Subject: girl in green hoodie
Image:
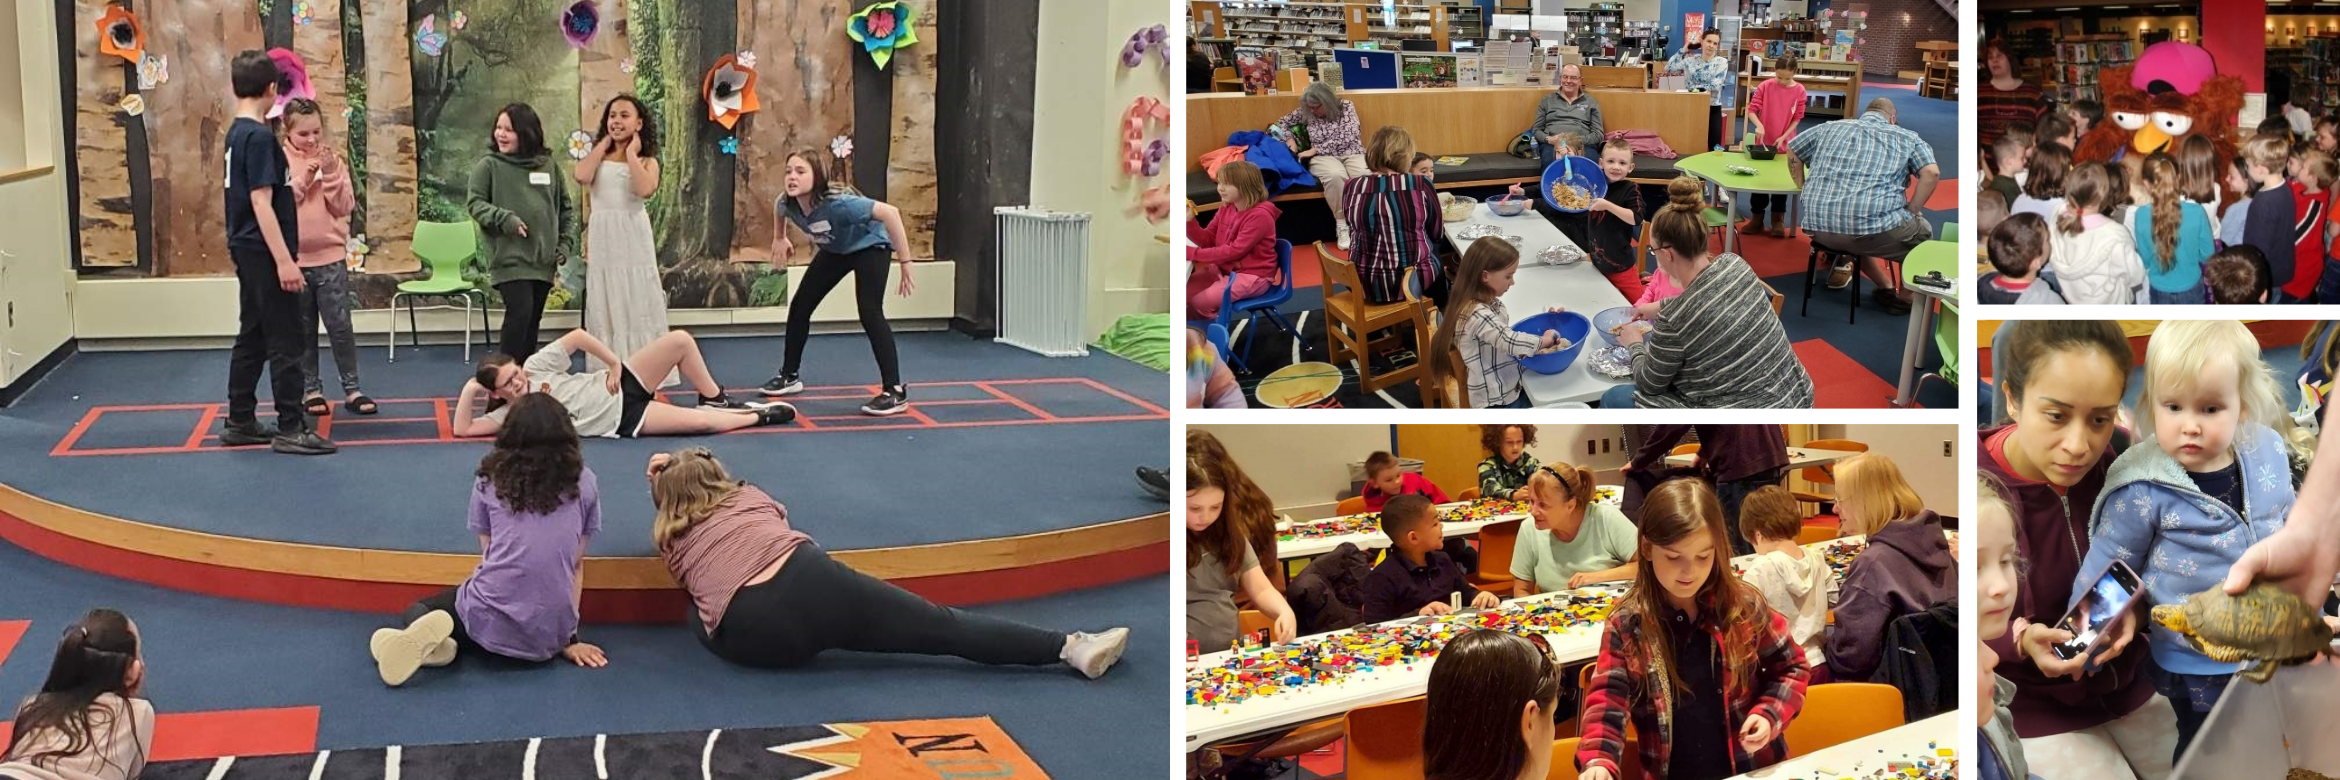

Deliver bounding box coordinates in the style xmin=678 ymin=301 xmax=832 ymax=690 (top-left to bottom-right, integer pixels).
xmin=467 ymin=103 xmax=576 ymax=360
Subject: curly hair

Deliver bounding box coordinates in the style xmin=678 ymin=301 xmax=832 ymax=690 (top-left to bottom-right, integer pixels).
xmin=1478 ymin=424 xmax=1538 ymax=456
xmin=475 ymin=393 xmax=583 ymax=516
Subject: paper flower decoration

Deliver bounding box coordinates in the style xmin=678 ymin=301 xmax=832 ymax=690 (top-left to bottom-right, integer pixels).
xmin=567 ymin=130 xmax=594 ymax=160
xmin=118 ymin=94 xmax=145 ymax=117
xmin=266 ymin=48 xmax=313 ymax=119
xmin=737 ymin=51 xmax=758 ymax=69
xmin=830 ymin=135 xmax=854 ymax=159
xmin=347 ymin=235 xmax=371 ymax=270
xmin=293 ymin=0 xmax=312 ymax=26
xmin=136 ymin=54 xmax=167 ymax=90
xmin=97 ymin=5 xmax=144 ymax=64
xmin=720 ymin=137 xmax=740 ymax=155
xmin=451 ymin=10 xmax=467 ymax=30
xmin=847 ymin=1 xmax=918 ymax=70
xmin=702 ymin=54 xmax=761 ymax=129
xmin=415 ymin=14 xmax=447 ymax=57
xmin=1121 ymin=96 xmax=1169 ymax=177
xmin=561 ymin=1 xmax=600 ymax=49
xmin=619 ymin=57 xmax=634 ymax=74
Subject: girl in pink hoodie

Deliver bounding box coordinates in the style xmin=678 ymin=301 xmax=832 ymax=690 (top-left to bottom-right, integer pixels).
xmin=279 ymin=99 xmax=373 ymax=415
xmin=1743 ymin=54 xmax=1808 ymax=238
xmin=1186 ymin=161 xmax=1284 ymax=321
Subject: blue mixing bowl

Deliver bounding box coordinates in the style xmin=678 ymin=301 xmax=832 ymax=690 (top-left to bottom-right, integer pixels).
xmin=1539 ymin=156 xmax=1608 ymax=213
xmin=1512 ymin=311 xmax=1592 ymax=375
xmin=1591 ymin=306 xmax=1637 ymax=346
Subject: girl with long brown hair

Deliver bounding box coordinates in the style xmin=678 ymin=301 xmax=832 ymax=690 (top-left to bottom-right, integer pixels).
xmin=1422 ymin=629 xmax=1563 ymax=780
xmin=2133 ymin=153 xmax=2213 ymax=304
xmin=1575 ymin=478 xmax=1809 ymax=780
xmin=0 ymin=610 xmax=151 ymax=780
xmin=751 ymin=148 xmax=920 ymax=417
xmin=648 ymin=448 xmax=1129 ymax=677
xmin=1424 ymin=237 xmax=1564 ymax=409
xmin=1187 ymin=441 xmax=1296 ymax=649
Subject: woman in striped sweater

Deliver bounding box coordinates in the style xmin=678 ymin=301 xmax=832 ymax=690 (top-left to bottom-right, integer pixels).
xmin=1980 ymin=40 xmax=2046 ymax=150
xmin=1599 ymin=178 xmax=1814 ymax=409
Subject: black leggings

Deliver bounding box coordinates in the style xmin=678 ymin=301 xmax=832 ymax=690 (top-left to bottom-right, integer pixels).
xmin=497 ymin=279 xmax=552 ymax=360
xmin=400 ymin=587 xmax=544 ymax=665
xmin=782 ymin=247 xmax=901 ymax=387
xmin=699 ymin=546 xmax=1064 ymax=669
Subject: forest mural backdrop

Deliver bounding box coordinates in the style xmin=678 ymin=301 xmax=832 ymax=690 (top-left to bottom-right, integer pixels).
xmin=64 ymin=0 xmax=939 ymax=311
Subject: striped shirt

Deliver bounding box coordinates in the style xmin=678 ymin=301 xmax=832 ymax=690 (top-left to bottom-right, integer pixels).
xmin=1456 ymin=298 xmax=1544 ymax=408
xmin=1786 ymin=112 xmax=1937 ymax=235
xmin=1278 ymin=100 xmax=1365 ymax=157
xmin=1342 ymin=173 xmax=1448 ymax=303
xmin=1624 ymin=254 xmax=1814 ymax=409
xmin=658 ymin=486 xmax=813 ymax=633
xmin=1666 ymin=51 xmax=1733 ymax=106
xmin=1977 ymin=82 xmax=2046 ymax=149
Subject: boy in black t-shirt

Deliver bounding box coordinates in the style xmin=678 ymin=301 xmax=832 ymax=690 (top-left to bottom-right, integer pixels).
xmin=223 ymin=50 xmax=335 ymax=454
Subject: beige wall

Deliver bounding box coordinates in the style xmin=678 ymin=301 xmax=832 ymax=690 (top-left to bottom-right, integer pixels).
xmin=1830 ymin=424 xmax=1961 ymax=519
xmin=0 ymin=0 xmax=74 ymax=389
xmin=1030 ymin=0 xmax=1170 ymax=341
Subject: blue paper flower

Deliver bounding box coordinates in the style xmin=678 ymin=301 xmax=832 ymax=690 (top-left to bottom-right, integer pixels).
xmin=719 ymin=137 xmax=739 ymax=155
xmin=846 ymin=1 xmax=918 ymax=70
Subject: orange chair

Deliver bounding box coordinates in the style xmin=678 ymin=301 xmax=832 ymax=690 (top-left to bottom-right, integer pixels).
xmin=1336 ymin=496 xmax=1369 ymax=516
xmin=1548 ymin=737 xmax=1641 ymax=780
xmin=1467 ymin=519 xmax=1523 ymax=590
xmin=1237 ymin=610 xmax=1273 ymax=640
xmin=1566 ymin=663 xmax=1631 ymax=741
xmin=1318 ymin=242 xmax=1434 ymax=394
xmin=1459 ymin=487 xmax=1482 ymax=501
xmin=1782 ymin=683 xmax=1905 ymax=758
xmin=1670 ymin=443 xmax=1700 ymax=456
xmin=1795 ymin=523 xmax=1840 ymax=546
xmin=1344 ymin=695 xmax=1428 ymax=780
xmin=1792 ymin=439 xmax=1870 ymax=512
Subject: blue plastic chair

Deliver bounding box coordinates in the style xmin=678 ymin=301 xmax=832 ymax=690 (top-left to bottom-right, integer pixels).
xmin=1228 ymin=240 xmax=1299 ymax=365
xmin=1188 ymin=282 xmax=1248 ymax=374
xmin=1206 ymin=323 xmax=1237 ymax=369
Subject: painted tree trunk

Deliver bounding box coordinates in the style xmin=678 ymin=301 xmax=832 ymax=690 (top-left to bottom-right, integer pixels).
xmin=885 ymin=0 xmax=938 ymax=261
xmin=639 ymin=0 xmax=740 ymax=310
xmin=71 ymin=0 xmax=140 ymax=269
xmin=731 ymin=0 xmax=853 ymax=264
xmin=362 ymin=0 xmax=419 ymax=273
xmin=142 ymin=0 xmax=264 ymax=277
xmin=293 ymin=0 xmax=352 ymax=175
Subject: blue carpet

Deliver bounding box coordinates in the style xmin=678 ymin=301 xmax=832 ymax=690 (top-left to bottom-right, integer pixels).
xmin=0 ymin=538 xmax=1169 ymax=778
xmin=0 ymin=334 xmax=1169 ymax=556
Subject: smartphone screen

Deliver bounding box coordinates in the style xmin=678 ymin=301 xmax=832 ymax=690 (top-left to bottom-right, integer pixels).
xmin=2053 ymin=560 xmax=2143 ymax=660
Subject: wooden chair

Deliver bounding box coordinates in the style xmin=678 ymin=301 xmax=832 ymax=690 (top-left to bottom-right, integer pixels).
xmin=1336 ymin=496 xmax=1369 ymax=516
xmin=1795 ymin=523 xmax=1840 ymax=546
xmin=1783 ymin=683 xmax=1905 ymax=758
xmin=1343 ymin=695 xmax=1428 ymax=780
xmin=1563 ymin=663 xmax=1630 ymax=741
xmin=1548 ymin=737 xmax=1641 ymax=780
xmin=1458 ymin=487 xmax=1482 ymax=501
xmin=1417 ymin=325 xmax=1467 ymax=409
xmin=1211 ymin=718 xmax=1346 ymax=773
xmin=1467 ymin=519 xmax=1523 ymax=591
xmin=1317 ymin=241 xmax=1434 ymax=395
xmin=1791 ymin=439 xmax=1870 ymax=513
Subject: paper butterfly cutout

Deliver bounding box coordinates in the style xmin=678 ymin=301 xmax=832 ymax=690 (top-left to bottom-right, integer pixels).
xmin=416 ymin=14 xmax=447 ymax=57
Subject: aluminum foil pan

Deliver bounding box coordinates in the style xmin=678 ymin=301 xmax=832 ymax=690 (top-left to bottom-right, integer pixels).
xmin=1539 ymin=245 xmax=1586 ymax=266
xmin=1587 ymin=345 xmax=1634 ymax=379
xmin=1455 ymin=223 xmax=1502 ymax=241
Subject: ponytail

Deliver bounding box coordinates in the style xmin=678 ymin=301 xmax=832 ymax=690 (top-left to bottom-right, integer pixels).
xmin=1648 ymin=177 xmax=1708 ymax=260
xmin=2057 ymin=162 xmax=2114 ymax=236
xmin=2142 ymin=154 xmax=2182 ymax=273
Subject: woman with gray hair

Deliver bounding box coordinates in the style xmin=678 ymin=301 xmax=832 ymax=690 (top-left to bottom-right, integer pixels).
xmin=1279 ymin=83 xmax=1369 ymax=249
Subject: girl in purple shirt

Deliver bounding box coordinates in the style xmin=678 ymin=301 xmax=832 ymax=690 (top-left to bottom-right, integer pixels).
xmin=368 ymin=393 xmax=609 ymax=687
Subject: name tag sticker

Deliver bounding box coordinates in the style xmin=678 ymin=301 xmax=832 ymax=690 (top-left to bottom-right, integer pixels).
xmin=807 ymin=220 xmax=832 ymax=233
xmin=529 ymin=172 xmax=553 ymax=186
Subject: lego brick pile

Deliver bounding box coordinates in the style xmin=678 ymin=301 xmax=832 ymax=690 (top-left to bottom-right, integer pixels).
xmin=1789 ymin=743 xmax=1958 ymax=780
xmin=1275 ymin=498 xmax=1531 ymax=543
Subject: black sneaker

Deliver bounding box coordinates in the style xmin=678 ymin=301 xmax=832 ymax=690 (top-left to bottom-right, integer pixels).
xmin=271 ymin=430 xmax=339 ymax=455
xmin=1135 ymin=467 xmax=1169 ymax=499
xmin=758 ymin=373 xmax=804 ymax=397
xmin=700 ymin=394 xmax=750 ymax=410
xmin=861 ymin=386 xmax=909 ymax=416
xmin=750 ymin=401 xmax=798 ymax=426
xmin=220 ymin=420 xmax=273 ymax=447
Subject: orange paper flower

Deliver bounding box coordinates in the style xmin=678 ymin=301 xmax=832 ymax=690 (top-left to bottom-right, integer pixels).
xmin=703 ymin=54 xmax=761 ymax=130
xmin=96 ymin=5 xmax=144 ymax=65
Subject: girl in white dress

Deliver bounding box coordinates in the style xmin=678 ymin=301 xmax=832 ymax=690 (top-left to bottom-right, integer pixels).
xmin=575 ymin=95 xmax=671 ymax=384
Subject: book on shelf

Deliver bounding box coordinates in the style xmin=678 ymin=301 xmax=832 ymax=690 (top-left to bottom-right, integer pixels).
xmin=1233 ymin=47 xmax=1281 ymax=94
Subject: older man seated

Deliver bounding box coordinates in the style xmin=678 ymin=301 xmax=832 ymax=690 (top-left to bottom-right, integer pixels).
xmin=1532 ymin=64 xmax=1605 ymax=164
xmin=1783 ymin=98 xmax=1941 ymax=316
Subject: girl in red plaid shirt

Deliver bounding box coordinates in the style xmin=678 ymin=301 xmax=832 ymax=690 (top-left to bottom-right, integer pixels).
xmin=1575 ymin=478 xmax=1811 ymax=780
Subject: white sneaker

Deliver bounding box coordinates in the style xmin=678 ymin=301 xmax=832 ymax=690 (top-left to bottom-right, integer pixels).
xmin=1064 ymin=627 xmax=1131 ymax=680
xmin=423 ymin=638 xmax=457 ymax=668
xmin=371 ymin=611 xmax=456 ymax=687
xmin=1336 ymin=223 xmax=1353 ymax=251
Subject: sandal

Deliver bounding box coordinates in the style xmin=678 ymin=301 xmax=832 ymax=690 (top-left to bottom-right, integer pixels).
xmin=348 ymin=394 xmax=379 ymax=415
xmin=303 ymin=395 xmax=331 ymax=417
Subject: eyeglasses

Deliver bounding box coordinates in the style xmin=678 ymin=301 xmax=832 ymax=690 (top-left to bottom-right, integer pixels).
xmin=1518 ymin=631 xmax=1564 ymax=690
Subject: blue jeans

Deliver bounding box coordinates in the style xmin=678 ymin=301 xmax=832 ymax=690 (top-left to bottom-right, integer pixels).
xmin=1599 ymin=383 xmax=1637 ymax=408
xmin=2319 ymin=259 xmax=2340 ymax=304
xmin=2149 ymin=280 xmax=2207 ymax=305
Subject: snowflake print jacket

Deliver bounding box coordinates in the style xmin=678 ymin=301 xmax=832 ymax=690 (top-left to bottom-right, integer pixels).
xmin=1576 ymin=590 xmax=1810 ymax=779
xmin=2069 ymin=422 xmax=2296 ymax=676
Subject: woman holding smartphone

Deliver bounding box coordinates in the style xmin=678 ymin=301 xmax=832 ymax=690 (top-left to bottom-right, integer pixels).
xmin=1976 ymin=320 xmax=2178 ymax=780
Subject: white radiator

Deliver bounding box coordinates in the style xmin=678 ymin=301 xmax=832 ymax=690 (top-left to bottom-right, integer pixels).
xmin=994 ymin=207 xmax=1092 ymax=357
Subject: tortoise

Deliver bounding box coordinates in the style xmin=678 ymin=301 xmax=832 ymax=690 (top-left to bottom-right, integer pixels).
xmin=2152 ymin=582 xmax=2340 ymax=683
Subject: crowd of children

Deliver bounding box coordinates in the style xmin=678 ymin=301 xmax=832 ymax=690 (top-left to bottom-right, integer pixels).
xmin=1186 ymin=425 xmax=1958 ymax=780
xmin=1979 ymin=101 xmax=2340 ymax=305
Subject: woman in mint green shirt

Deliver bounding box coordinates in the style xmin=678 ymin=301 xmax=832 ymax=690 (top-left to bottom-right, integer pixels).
xmin=1508 ymin=464 xmax=1638 ymax=596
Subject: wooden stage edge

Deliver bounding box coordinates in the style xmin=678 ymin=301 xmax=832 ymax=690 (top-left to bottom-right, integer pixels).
xmin=0 ymin=482 xmax=1170 ymax=621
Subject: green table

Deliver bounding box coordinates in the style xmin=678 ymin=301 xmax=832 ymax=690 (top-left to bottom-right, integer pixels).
xmin=1674 ymin=151 xmax=1803 ymax=255
xmin=1894 ymin=240 xmax=1959 ymax=407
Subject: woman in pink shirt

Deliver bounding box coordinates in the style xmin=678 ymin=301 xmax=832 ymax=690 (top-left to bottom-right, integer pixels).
xmin=277 ymin=99 xmax=373 ymax=416
xmin=1743 ymin=54 xmax=1809 ymax=238
xmin=649 ymin=448 xmax=1131 ymax=678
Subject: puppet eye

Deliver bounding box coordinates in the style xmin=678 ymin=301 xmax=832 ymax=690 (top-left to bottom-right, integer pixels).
xmin=2112 ymin=112 xmax=2148 ymax=131
xmin=2152 ymin=112 xmax=2193 ymax=137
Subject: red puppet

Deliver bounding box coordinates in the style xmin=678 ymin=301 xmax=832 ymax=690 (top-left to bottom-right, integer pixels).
xmin=2074 ymin=41 xmax=2245 ymax=171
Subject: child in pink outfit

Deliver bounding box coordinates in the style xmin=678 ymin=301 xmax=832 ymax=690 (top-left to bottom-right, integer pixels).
xmin=1743 ymin=55 xmax=1809 ymax=237
xmin=1634 ymin=268 xmax=1685 ymax=305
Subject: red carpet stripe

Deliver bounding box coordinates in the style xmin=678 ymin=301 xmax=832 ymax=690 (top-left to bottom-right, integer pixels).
xmin=0 ymin=620 xmax=27 ymax=672
xmin=0 ymin=706 xmax=318 ymax=761
xmin=1792 ymin=339 xmax=1910 ymax=409
xmin=1923 ymin=178 xmax=1959 ymax=212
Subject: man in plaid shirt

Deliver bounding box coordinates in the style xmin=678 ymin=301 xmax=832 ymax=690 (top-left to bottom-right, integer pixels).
xmin=1785 ymin=98 xmax=1941 ymax=316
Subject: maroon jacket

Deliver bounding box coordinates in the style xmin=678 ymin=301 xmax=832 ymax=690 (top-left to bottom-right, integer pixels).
xmin=1827 ymin=510 xmax=1956 ymax=681
xmin=1630 ymin=425 xmax=1791 ymax=483
xmin=1186 ymin=201 xmax=1283 ymax=284
xmin=1977 ymin=424 xmax=2154 ymax=738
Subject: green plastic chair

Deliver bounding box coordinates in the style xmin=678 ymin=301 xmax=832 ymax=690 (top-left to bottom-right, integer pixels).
xmin=1919 ymin=299 xmax=1959 ymax=393
xmin=1939 ymin=222 xmax=1960 ymax=244
xmin=387 ymin=220 xmax=493 ymax=362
